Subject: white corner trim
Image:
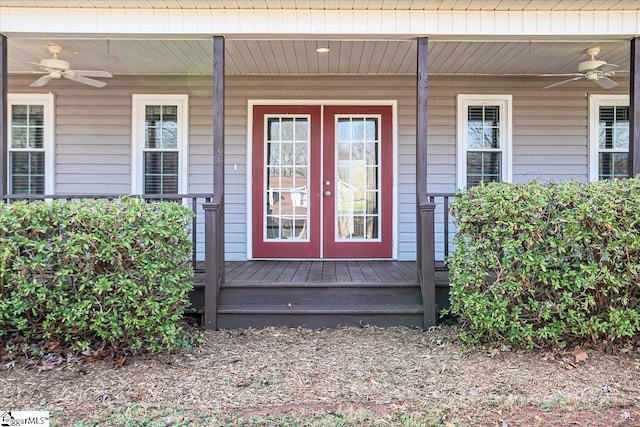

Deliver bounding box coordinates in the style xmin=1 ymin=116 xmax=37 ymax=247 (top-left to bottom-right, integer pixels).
xmin=588 ymin=94 xmax=630 ymax=182
xmin=131 ymin=94 xmax=189 ymax=194
xmin=7 ymin=92 xmax=55 ymax=195
xmin=456 ymin=94 xmax=513 ymax=189
xmin=2 ymin=8 xmax=638 ymax=39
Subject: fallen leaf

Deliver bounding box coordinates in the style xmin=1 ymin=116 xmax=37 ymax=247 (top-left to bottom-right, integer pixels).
xmin=37 ymin=360 xmax=57 ymax=372
xmin=572 ymin=347 xmax=588 ymax=362
xmin=115 ymin=356 xmax=126 ymax=368
xmin=444 ymin=422 xmax=455 ymax=427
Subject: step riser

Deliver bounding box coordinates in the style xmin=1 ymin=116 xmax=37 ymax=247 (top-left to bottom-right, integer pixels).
xmin=189 ymin=287 xmax=449 ymax=315
xmin=218 ymin=286 xmax=422 ymax=306
xmin=217 ymin=313 xmax=424 ymax=330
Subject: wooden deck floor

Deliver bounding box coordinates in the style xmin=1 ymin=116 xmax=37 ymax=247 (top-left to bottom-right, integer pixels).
xmin=223 ymin=260 xmax=418 ymax=284
xmin=193 ymin=260 xmax=448 ymax=287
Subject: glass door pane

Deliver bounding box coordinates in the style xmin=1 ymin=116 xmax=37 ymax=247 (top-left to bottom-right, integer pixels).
xmin=335 ymin=116 xmax=380 ymax=240
xmin=264 ymin=116 xmax=310 ymax=240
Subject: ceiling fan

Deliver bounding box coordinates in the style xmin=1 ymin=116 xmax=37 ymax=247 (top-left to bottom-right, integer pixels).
xmin=543 ymin=47 xmax=625 ymax=90
xmin=29 ymin=44 xmax=113 ymax=88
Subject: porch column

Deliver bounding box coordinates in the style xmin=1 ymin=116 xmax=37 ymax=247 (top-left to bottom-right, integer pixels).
xmin=416 ymin=36 xmax=436 ymax=329
xmin=204 ymin=35 xmax=225 ymax=330
xmin=630 ymin=37 xmax=640 ymax=177
xmin=213 ymin=36 xmax=225 ymax=198
xmin=0 ymin=35 xmax=7 ymax=199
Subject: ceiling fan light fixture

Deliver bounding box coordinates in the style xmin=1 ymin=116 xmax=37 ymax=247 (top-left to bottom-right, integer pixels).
xmin=29 ymin=43 xmax=112 ymax=88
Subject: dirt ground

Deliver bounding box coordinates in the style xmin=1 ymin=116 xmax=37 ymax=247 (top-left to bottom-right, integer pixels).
xmin=1 ymin=325 xmax=639 ymax=426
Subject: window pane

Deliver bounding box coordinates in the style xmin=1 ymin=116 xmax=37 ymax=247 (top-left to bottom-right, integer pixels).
xmin=294 ymin=119 xmax=308 ymax=141
xmin=11 ymin=105 xmax=28 ymax=126
xmin=145 ymin=126 xmax=159 ymax=149
xmin=145 ymin=175 xmax=162 ymax=194
xmin=144 ymin=152 xmax=178 ymax=194
xmin=468 ymin=105 xmax=500 ymax=149
xmin=467 ymin=152 xmax=501 ymax=187
xmin=337 ymin=119 xmax=350 ymax=142
xmin=162 ymin=176 xmax=178 ymax=194
xmin=29 ymin=105 xmax=44 ymax=127
xmin=599 ymin=106 xmax=629 ymax=150
xmin=11 ymin=127 xmax=27 ymax=148
xmin=351 ymin=118 xmax=365 ymax=141
xmin=11 ymin=152 xmax=29 ymax=174
xmin=268 ymin=118 xmax=280 ymax=141
xmin=365 ymin=120 xmax=377 ymax=141
xmin=280 ymin=118 xmax=294 ymax=141
xmin=29 ymin=127 xmax=44 ymax=149
xmin=145 ymin=152 xmax=163 ymax=174
xmin=264 ymin=116 xmax=310 ymax=241
xmin=162 ymin=106 xmax=178 ymax=124
xmin=614 ymin=153 xmax=629 ymax=177
xmin=145 ymin=106 xmax=161 ymax=126
xmin=10 ymin=152 xmax=44 ymax=195
xmin=161 ymin=127 xmax=178 ymax=149
xmin=599 ymin=152 xmax=628 ymax=180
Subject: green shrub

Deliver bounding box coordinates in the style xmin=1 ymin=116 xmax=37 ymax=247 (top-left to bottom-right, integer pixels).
xmin=0 ymin=197 xmax=194 ymax=353
xmin=447 ymin=179 xmax=640 ymax=347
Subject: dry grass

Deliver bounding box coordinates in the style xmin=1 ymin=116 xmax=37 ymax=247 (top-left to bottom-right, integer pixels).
xmin=1 ymin=325 xmax=639 ymax=426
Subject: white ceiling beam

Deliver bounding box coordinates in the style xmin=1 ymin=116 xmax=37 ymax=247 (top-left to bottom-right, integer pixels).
xmin=1 ymin=7 xmax=638 ymax=41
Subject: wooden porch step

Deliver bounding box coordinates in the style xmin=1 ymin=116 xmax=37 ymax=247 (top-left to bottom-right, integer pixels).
xmin=216 ymin=303 xmax=424 ymax=329
xmin=217 ymin=304 xmax=423 ymax=315
xmin=218 ymin=282 xmax=422 ymax=307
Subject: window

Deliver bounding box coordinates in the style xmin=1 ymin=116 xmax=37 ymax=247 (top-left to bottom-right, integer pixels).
xmin=132 ymin=95 xmax=188 ymax=194
xmin=589 ymin=95 xmax=630 ymax=181
xmin=7 ymin=94 xmax=54 ymax=195
xmin=457 ymin=95 xmax=512 ymax=188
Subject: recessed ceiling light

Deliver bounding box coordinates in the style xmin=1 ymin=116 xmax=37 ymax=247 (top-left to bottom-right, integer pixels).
xmin=315 ymin=46 xmax=330 ymax=53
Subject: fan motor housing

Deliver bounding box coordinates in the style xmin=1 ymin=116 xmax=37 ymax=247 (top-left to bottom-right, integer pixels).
xmin=578 ymin=60 xmax=606 ymax=73
xmin=40 ymin=58 xmax=70 ymax=70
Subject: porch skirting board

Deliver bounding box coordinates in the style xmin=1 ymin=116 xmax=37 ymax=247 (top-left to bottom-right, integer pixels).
xmin=189 ymin=261 xmax=450 ymax=329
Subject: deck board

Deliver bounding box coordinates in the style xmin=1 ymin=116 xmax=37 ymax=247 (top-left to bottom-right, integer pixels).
xmin=211 ymin=261 xmax=419 ymax=285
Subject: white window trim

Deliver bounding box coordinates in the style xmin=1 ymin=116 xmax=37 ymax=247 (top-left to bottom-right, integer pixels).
xmin=456 ymin=94 xmax=512 ymax=189
xmin=588 ymin=94 xmax=630 ymax=182
xmin=131 ymin=94 xmax=189 ymax=194
xmin=7 ymin=93 xmax=55 ymax=195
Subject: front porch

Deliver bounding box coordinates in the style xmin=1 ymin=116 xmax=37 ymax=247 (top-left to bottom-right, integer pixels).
xmin=191 ymin=260 xmax=450 ymax=329
xmin=2 ymin=2 xmax=639 ymax=332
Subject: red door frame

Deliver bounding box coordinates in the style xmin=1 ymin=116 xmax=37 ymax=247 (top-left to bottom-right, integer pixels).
xmin=322 ymin=105 xmax=393 ymax=259
xmin=252 ymin=105 xmax=322 ymax=258
xmin=252 ymin=104 xmax=393 ymax=259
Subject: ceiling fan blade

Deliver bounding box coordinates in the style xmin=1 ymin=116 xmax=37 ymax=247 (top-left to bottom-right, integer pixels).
xmin=543 ymin=76 xmax=583 ymax=90
xmin=65 ymin=74 xmax=108 ymax=88
xmin=30 ymin=74 xmax=52 ymax=87
xmin=72 ymin=70 xmax=113 ymax=78
xmin=596 ymin=63 xmax=618 ymax=72
xmin=594 ymin=76 xmax=618 ymax=89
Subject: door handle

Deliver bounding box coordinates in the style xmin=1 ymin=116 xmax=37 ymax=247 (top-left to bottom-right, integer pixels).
xmin=324 ymin=191 xmax=332 ymax=196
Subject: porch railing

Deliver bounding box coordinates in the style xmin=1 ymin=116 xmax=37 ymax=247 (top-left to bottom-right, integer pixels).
xmin=3 ymin=193 xmax=215 ymax=272
xmin=426 ymin=192 xmax=457 ymax=261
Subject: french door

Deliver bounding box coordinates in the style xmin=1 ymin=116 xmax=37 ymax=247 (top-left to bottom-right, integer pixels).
xmin=252 ymin=104 xmax=392 ymax=259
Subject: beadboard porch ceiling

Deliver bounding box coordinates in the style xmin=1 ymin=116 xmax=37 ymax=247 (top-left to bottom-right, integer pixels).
xmin=1 ymin=0 xmax=638 ymax=11
xmin=6 ymin=38 xmax=631 ymax=76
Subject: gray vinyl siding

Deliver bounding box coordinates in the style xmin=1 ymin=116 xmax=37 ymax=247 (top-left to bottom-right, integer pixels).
xmin=7 ymin=73 xmax=630 ymax=261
